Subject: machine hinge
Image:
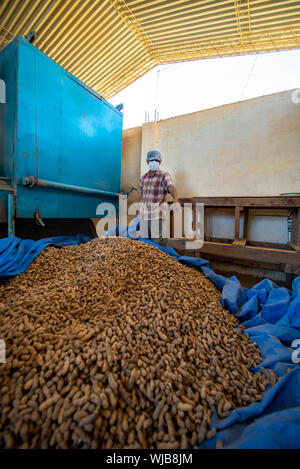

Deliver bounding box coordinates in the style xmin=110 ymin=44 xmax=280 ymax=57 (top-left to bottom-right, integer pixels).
xmin=35 ymin=209 xmax=45 ymax=227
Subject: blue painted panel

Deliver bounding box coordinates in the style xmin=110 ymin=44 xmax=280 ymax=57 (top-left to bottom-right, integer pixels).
xmin=1 ymin=36 xmax=123 ymax=221
xmin=17 ymin=186 xmax=119 ymax=218
xmin=16 ymin=39 xmax=38 ymax=183
xmin=60 ymin=73 xmax=122 ymax=193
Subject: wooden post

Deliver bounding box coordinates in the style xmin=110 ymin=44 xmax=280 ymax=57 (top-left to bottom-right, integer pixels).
xmin=290 ymin=208 xmax=300 ymax=252
xmin=243 ymin=208 xmax=249 ymax=241
xmin=233 ymin=206 xmax=247 ymax=246
xmin=285 ymin=263 xmax=300 ymax=275
xmin=170 ymin=209 xmax=174 ymax=239
xmin=234 ymin=206 xmax=241 ymax=240
xmin=192 ymin=201 xmax=196 ymax=233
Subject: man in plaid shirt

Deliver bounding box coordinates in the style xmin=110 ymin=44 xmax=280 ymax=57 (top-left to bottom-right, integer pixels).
xmin=137 ymin=150 xmax=179 ymax=244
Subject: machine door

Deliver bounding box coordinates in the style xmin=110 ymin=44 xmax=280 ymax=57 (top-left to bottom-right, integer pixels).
xmin=16 ymin=38 xmax=123 ymax=218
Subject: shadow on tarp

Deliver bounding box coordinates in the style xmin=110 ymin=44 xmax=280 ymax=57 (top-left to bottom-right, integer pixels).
xmin=0 ymin=234 xmax=299 ymax=448
xmin=0 ymin=235 xmax=90 ymax=277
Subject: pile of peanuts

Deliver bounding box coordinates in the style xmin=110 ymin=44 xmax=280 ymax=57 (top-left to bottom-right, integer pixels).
xmin=0 ymin=237 xmax=278 ymax=449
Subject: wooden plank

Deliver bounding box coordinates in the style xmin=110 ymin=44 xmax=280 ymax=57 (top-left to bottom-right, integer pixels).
xmin=289 ymin=243 xmax=300 ymax=253
xmin=166 ymin=240 xmax=300 ymax=266
xmin=232 ymin=238 xmax=247 ymax=246
xmin=296 ymin=208 xmax=300 ymax=245
xmin=191 ymin=196 xmax=300 ymax=208
xmin=234 ymin=206 xmax=241 ymax=241
xmin=201 ymin=242 xmax=300 ymax=265
xmin=193 ymin=236 xmax=292 ymax=251
xmin=178 ymin=197 xmax=193 ymax=204
xmin=167 ymin=238 xmax=290 ymax=251
xmin=202 ymin=253 xmax=283 ymax=271
xmin=250 ymin=208 xmax=290 ymax=217
xmin=285 ymin=264 xmax=300 ymax=274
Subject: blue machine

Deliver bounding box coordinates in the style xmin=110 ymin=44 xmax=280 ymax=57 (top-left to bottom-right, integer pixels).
xmin=0 ymin=36 xmax=123 ymax=236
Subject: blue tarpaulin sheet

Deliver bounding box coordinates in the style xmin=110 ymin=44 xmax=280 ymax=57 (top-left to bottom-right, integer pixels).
xmin=0 ymin=235 xmax=90 ymax=277
xmin=0 ymin=234 xmax=299 ymax=449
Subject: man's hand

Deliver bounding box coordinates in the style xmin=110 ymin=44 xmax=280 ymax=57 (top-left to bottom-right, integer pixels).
xmin=169 ymin=185 xmax=181 ymax=212
xmin=171 ymin=201 xmax=181 ymax=214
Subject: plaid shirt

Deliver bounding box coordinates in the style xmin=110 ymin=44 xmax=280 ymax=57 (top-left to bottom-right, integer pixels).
xmin=138 ymin=169 xmax=173 ymax=220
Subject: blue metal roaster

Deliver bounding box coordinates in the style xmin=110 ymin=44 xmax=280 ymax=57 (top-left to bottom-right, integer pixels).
xmin=0 ymin=36 xmax=123 ymax=236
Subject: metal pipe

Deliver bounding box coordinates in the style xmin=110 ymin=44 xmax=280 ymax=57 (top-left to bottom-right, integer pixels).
xmin=8 ymin=194 xmax=15 ymax=237
xmin=22 ymin=176 xmax=119 ymax=198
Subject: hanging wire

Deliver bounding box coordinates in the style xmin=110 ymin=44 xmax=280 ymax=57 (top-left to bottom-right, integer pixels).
xmin=240 ymin=53 xmax=258 ymax=100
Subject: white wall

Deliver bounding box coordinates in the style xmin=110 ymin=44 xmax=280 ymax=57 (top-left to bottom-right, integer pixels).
xmin=122 ymin=89 xmax=300 ymax=243
xmin=140 ymin=89 xmax=300 ymax=197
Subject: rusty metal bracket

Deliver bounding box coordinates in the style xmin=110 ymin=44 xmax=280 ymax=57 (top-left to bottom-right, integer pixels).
xmin=35 ymin=209 xmax=45 ymax=227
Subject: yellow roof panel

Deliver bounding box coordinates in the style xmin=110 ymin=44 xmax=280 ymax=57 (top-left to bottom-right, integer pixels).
xmin=0 ymin=0 xmax=299 ymax=98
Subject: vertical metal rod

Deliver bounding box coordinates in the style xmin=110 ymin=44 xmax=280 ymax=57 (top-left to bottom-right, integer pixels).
xmin=8 ymin=194 xmax=15 ymax=237
xmin=34 ymin=45 xmax=38 ymax=178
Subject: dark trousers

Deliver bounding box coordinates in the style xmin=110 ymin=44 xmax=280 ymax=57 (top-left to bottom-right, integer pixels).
xmin=139 ymin=219 xmax=163 ymax=244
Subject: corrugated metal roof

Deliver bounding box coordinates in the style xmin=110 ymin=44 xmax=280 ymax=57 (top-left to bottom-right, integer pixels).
xmin=1 ymin=1 xmax=299 ymax=98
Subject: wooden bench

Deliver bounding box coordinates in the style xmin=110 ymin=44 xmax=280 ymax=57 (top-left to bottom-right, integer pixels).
xmin=167 ymin=196 xmax=300 ymax=275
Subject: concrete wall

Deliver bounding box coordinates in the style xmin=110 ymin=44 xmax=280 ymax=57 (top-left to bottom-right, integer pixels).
xmin=140 ymin=89 xmax=300 ymax=197
xmin=121 ymin=126 xmax=142 ymax=198
xmin=121 ymin=89 xmax=300 ymax=243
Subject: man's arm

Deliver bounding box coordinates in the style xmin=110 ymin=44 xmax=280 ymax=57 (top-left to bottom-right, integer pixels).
xmin=163 ymin=173 xmax=179 ymax=204
xmin=136 ymin=184 xmax=143 ymax=217
xmin=135 ymin=177 xmax=143 ymax=206
xmin=168 ymin=184 xmax=179 ymax=203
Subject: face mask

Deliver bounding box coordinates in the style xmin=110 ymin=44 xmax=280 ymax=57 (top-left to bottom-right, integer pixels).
xmin=148 ymin=160 xmax=160 ymax=171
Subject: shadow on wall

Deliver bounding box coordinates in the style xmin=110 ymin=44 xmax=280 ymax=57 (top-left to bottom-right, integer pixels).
xmin=172 ymin=168 xmax=189 ymax=196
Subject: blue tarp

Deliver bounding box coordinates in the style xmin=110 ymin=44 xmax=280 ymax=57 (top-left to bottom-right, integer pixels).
xmin=0 ymin=234 xmax=299 ymax=449
xmin=0 ymin=235 xmax=90 ymax=277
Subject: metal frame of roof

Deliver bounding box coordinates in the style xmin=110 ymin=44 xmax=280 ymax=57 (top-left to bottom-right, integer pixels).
xmin=1 ymin=0 xmax=300 ymax=99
